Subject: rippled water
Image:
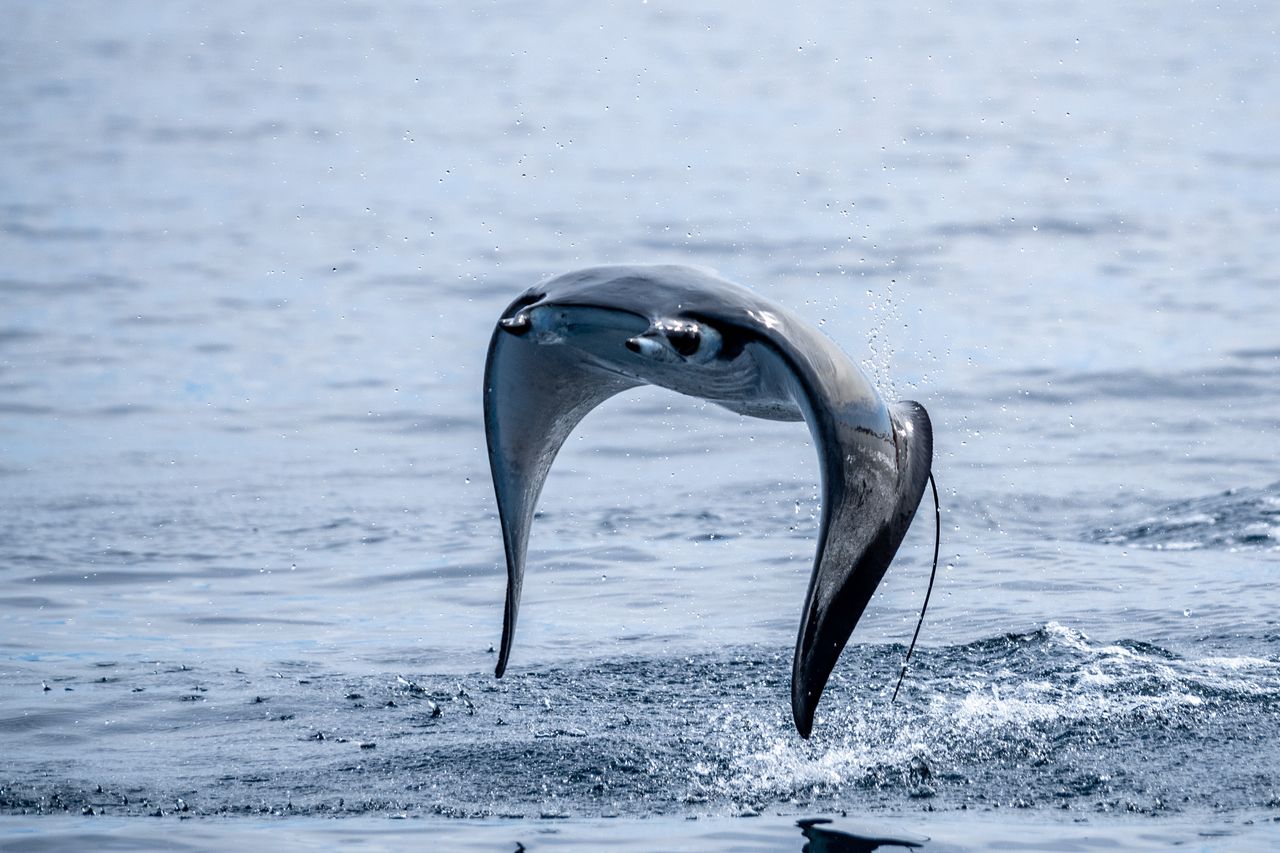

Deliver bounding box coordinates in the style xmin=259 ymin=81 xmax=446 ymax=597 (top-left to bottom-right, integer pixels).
xmin=3 ymin=1 xmax=1279 ymax=849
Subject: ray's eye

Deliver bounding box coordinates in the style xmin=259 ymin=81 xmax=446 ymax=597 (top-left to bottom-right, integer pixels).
xmin=665 ymin=326 xmax=701 ymax=357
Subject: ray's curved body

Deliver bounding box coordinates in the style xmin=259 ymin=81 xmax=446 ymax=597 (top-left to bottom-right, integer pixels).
xmin=483 ymin=264 xmax=932 ymax=736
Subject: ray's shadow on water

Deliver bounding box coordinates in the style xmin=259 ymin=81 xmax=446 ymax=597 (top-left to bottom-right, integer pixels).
xmin=798 ymin=819 xmax=925 ymax=852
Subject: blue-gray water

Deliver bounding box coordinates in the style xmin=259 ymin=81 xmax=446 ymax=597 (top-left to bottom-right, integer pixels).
xmin=2 ymin=1 xmax=1279 ymax=850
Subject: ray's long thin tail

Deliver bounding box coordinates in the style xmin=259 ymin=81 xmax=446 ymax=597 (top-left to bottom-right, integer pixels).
xmin=892 ymin=470 xmax=941 ymax=702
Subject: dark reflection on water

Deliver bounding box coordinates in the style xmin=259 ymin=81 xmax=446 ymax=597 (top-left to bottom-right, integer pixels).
xmin=799 ymin=818 xmax=924 ymax=852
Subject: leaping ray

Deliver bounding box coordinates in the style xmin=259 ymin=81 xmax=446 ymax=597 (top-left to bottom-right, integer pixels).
xmin=483 ymin=264 xmax=933 ymax=737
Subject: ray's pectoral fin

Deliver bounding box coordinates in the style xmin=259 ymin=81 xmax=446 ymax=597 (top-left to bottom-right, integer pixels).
xmin=789 ymin=388 xmax=933 ymax=738
xmin=483 ymin=303 xmax=639 ymax=678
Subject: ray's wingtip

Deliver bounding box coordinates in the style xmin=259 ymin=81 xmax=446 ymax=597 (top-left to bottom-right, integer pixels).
xmin=494 ymin=643 xmax=511 ymax=678
xmin=791 ymin=690 xmax=815 ymax=738
xmin=793 ymin=711 xmax=814 ymax=739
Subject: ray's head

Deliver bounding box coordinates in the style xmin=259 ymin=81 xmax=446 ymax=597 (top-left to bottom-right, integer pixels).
xmin=494 ymin=271 xmax=750 ymax=381
xmin=489 ymin=264 xmax=807 ymax=414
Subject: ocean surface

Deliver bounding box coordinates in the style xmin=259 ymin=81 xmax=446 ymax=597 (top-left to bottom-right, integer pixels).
xmin=2 ymin=1 xmax=1279 ymax=849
